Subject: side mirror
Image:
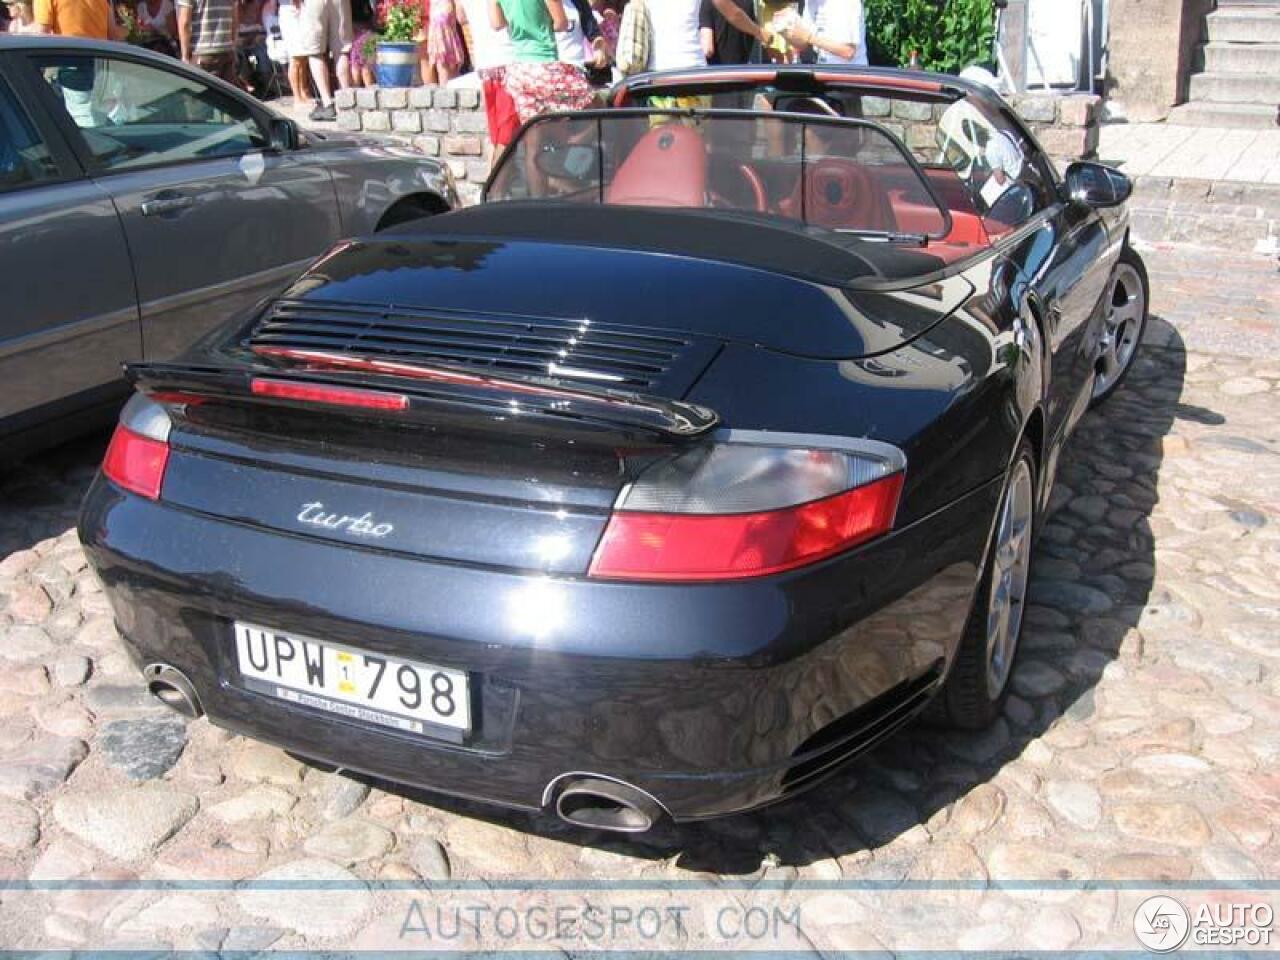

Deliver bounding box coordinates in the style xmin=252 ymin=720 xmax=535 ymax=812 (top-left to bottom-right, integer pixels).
xmin=268 ymin=116 xmax=299 ymax=152
xmin=1064 ymin=161 xmax=1132 ymax=209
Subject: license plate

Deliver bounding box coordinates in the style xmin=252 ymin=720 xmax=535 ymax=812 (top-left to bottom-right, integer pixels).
xmin=234 ymin=622 xmax=470 ymax=734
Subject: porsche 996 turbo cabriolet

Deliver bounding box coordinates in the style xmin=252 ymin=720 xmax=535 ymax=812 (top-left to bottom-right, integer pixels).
xmin=79 ymin=66 xmax=1149 ymax=834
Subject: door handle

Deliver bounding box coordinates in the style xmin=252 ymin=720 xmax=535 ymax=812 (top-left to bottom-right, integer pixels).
xmin=140 ymin=194 xmax=196 ymax=217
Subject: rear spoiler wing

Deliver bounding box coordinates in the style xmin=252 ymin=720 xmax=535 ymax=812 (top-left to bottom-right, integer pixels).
xmin=126 ymin=352 xmax=719 ymax=444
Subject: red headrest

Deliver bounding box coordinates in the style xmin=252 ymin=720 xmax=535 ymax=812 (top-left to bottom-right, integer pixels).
xmin=606 ymin=124 xmax=707 ymax=208
xmin=803 ymin=160 xmax=888 ymax=231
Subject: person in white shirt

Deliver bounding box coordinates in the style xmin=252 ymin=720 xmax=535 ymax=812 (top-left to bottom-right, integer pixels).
xmin=455 ymin=0 xmax=514 ymax=72
xmin=782 ymin=0 xmax=867 ymax=66
xmin=647 ymin=0 xmax=768 ymax=72
xmin=455 ymin=0 xmax=523 ymax=152
xmin=645 ymin=0 xmax=703 ymax=70
xmin=551 ymin=0 xmax=608 ymax=74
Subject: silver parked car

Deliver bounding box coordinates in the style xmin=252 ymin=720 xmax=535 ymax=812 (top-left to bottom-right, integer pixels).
xmin=0 ymin=36 xmax=455 ymax=455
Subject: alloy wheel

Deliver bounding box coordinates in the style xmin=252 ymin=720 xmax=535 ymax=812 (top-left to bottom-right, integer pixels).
xmin=1092 ymin=262 xmax=1145 ymax=400
xmin=985 ymin=458 xmax=1034 ymax=696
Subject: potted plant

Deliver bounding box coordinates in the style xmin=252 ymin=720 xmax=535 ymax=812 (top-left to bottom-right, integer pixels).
xmin=375 ymin=0 xmax=423 ymax=88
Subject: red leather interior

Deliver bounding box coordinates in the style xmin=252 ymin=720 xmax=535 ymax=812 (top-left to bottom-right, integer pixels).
xmin=888 ymin=191 xmax=947 ymax=235
xmin=605 ymin=125 xmax=707 ymax=208
xmin=878 ymin=166 xmax=991 ymax=263
xmin=603 ymin=128 xmax=992 ymax=264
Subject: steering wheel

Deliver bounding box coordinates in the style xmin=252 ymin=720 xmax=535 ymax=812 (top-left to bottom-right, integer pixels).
xmin=737 ymin=163 xmax=769 ymax=213
xmin=707 ymin=164 xmax=770 ymax=213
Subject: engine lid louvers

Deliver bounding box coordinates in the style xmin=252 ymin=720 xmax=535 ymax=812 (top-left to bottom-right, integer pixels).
xmin=246 ymin=299 xmax=719 ymax=396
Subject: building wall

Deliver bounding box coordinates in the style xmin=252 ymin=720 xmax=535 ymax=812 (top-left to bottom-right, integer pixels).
xmin=1106 ymin=0 xmax=1213 ymax=121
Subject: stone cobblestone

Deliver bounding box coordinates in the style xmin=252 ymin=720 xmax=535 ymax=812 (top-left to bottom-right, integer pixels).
xmin=0 ymin=247 xmax=1277 ymax=949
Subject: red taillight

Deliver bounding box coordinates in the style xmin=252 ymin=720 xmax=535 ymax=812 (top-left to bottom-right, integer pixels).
xmin=589 ymin=472 xmax=904 ymax=581
xmin=250 ymin=378 xmax=409 ymax=411
xmin=102 ymin=425 xmax=170 ymax=500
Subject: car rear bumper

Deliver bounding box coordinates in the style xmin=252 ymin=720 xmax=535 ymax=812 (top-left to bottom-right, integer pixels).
xmin=79 ymin=474 xmax=1000 ymax=821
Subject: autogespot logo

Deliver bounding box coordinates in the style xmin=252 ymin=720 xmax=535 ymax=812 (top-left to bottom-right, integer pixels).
xmin=1135 ymin=895 xmax=1192 ymax=953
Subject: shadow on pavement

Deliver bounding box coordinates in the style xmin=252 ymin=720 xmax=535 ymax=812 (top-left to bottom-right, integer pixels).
xmin=368 ymin=314 xmax=1191 ymax=876
xmin=0 ymin=430 xmax=109 ymax=556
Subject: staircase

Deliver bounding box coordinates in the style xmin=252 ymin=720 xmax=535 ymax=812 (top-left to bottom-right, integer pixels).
xmin=1168 ymin=0 xmax=1280 ymax=128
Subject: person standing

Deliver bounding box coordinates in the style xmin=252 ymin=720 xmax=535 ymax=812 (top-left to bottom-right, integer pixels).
xmin=33 ymin=0 xmax=118 ymax=126
xmin=422 ymin=0 xmax=464 ymax=85
xmin=488 ymin=0 xmax=593 ymax=123
xmin=488 ymin=0 xmax=593 ymax=193
xmin=238 ymin=0 xmax=274 ymax=94
xmin=781 ymin=0 xmax=867 ymax=65
xmin=554 ymin=0 xmax=608 ymax=81
xmin=645 ymin=0 xmax=767 ymax=72
xmin=4 ymin=0 xmax=43 ymax=32
xmin=276 ymin=0 xmax=314 ymax=109
xmin=697 ymin=0 xmax=753 ymax=64
xmin=177 ymin=0 xmax=240 ymax=83
xmin=642 ymin=0 xmax=703 ymax=71
xmin=454 ymin=0 xmax=517 ymax=151
xmin=32 ymin=0 xmax=117 ymax=37
xmin=296 ymin=0 xmax=352 ymax=121
xmin=136 ymin=0 xmax=177 ymax=39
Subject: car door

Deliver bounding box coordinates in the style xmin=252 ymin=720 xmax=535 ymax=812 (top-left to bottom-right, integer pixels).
xmin=21 ymin=48 xmax=341 ymax=361
xmin=1021 ymin=194 xmax=1115 ymax=441
xmin=968 ymin=105 xmax=1116 ymax=448
xmin=0 ymin=57 xmax=138 ymax=434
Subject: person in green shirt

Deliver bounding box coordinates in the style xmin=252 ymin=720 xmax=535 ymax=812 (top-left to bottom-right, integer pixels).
xmin=489 ymin=0 xmax=594 ymax=191
xmin=489 ymin=0 xmax=592 ymax=120
xmin=491 ymin=0 xmax=555 ymax=60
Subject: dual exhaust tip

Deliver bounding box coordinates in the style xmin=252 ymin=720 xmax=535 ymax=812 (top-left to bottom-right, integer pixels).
xmin=144 ymin=666 xmax=662 ymax=834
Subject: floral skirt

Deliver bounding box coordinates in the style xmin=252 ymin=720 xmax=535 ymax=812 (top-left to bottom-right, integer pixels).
xmin=502 ymin=61 xmax=595 ymax=124
xmin=426 ymin=11 xmax=465 ymax=70
xmin=350 ymin=28 xmax=374 ymax=70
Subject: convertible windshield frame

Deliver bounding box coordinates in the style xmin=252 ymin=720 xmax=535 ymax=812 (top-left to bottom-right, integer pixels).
xmin=482 ymin=107 xmax=955 ymax=241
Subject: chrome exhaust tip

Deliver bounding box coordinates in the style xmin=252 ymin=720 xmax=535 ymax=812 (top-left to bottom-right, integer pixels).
xmin=142 ymin=663 xmax=203 ymax=719
xmin=550 ymin=775 xmax=666 ymax=834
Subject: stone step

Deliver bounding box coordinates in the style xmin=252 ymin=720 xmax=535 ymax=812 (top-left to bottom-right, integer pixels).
xmin=1188 ymin=71 xmax=1280 ymax=105
xmin=1129 ymin=176 xmax=1280 ymax=253
xmin=1207 ymin=8 xmax=1280 ymax=44
xmin=1203 ymin=40 xmax=1280 ymax=73
xmin=1167 ymin=101 xmax=1279 ymax=128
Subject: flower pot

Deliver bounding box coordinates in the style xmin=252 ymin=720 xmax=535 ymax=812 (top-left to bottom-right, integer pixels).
xmin=375 ymin=40 xmax=419 ymax=87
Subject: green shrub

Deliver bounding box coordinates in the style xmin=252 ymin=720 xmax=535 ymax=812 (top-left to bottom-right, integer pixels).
xmin=864 ymin=0 xmax=995 ymax=74
xmin=377 ymin=0 xmax=422 ymax=42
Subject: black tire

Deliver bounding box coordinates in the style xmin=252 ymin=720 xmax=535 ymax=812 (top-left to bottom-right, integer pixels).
xmin=933 ymin=439 xmax=1038 ymax=731
xmin=1089 ymin=245 xmax=1149 ymax=408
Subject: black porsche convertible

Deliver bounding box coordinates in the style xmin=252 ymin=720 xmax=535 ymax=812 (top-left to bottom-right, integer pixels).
xmin=79 ymin=66 xmax=1148 ymax=833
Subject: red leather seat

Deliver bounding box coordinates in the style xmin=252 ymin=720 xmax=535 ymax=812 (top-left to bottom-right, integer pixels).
xmin=605 ymin=125 xmax=708 ymax=208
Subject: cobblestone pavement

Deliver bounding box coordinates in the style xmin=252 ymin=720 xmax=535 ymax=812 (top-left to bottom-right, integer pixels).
xmin=0 ymin=246 xmax=1278 ymax=951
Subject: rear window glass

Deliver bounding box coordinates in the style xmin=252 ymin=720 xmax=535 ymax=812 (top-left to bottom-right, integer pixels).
xmin=486 ymin=109 xmax=951 ymax=239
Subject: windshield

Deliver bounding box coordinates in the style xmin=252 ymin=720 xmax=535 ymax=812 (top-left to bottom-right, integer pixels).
xmin=485 ymin=109 xmax=951 ymax=239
